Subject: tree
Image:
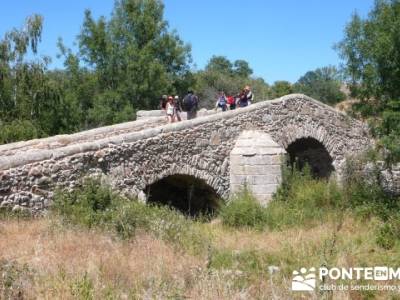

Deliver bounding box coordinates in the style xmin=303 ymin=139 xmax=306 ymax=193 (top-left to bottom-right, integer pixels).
xmin=233 ymin=60 xmax=253 ymax=78
xmin=293 ymin=66 xmax=346 ymax=105
xmin=336 ymin=0 xmax=400 ymax=163
xmin=205 ymin=56 xmax=233 ymax=74
xmin=195 ymin=56 xmax=269 ymax=108
xmin=76 ymin=0 xmax=193 ymax=125
xmin=0 ymin=15 xmax=80 ymax=143
xmin=270 ymin=81 xmax=293 ymax=98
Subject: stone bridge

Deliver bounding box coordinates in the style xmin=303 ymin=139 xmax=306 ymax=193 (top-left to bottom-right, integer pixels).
xmin=0 ymin=94 xmax=372 ymax=215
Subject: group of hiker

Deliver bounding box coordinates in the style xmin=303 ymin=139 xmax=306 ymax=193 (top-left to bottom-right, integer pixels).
xmin=215 ymin=85 xmax=253 ymax=112
xmin=160 ymin=85 xmax=253 ymax=123
xmin=160 ymin=90 xmax=199 ymax=123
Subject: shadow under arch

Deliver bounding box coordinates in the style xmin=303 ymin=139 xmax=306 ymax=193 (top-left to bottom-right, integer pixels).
xmin=144 ymin=174 xmax=221 ymax=217
xmin=286 ymin=137 xmax=334 ymax=178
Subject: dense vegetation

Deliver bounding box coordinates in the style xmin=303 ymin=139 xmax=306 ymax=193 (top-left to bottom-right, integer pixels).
xmin=0 ymin=0 xmax=347 ymax=145
xmin=337 ymin=0 xmax=400 ymax=164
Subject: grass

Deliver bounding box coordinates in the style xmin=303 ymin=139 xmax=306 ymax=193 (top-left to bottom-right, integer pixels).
xmin=2 ymin=213 xmax=400 ymax=299
xmin=1 ymin=166 xmax=400 ymax=299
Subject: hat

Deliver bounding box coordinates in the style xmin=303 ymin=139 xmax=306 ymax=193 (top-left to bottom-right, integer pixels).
xmin=162 ymin=95 xmax=167 ymax=99
xmin=174 ymin=95 xmax=179 ymax=99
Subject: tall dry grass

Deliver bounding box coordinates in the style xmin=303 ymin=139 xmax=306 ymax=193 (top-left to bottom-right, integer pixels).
xmin=1 ymin=214 xmax=399 ymax=299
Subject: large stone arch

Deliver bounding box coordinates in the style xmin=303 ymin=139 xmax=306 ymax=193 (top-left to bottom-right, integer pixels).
xmin=141 ymin=164 xmax=222 ymax=216
xmin=140 ymin=163 xmax=223 ymax=197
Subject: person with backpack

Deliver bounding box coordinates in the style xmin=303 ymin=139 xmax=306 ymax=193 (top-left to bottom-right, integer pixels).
xmin=237 ymin=85 xmax=254 ymax=108
xmin=215 ymin=91 xmax=228 ymax=111
xmin=183 ymin=90 xmax=199 ymax=120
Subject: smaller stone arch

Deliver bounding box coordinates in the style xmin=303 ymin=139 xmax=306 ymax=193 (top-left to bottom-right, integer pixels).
xmin=277 ymin=124 xmax=343 ymax=173
xmin=286 ymin=137 xmax=334 ymax=178
xmin=278 ymin=124 xmax=337 ymax=161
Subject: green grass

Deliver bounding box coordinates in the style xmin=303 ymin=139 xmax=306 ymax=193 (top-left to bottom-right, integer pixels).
xmin=52 ymin=178 xmax=211 ymax=254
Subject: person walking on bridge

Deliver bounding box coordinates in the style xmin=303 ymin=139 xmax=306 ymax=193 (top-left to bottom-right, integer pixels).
xmin=215 ymin=91 xmax=228 ymax=111
xmin=166 ymin=96 xmax=175 ymax=123
xmin=183 ymin=90 xmax=199 ymax=120
xmin=237 ymin=85 xmax=253 ymax=108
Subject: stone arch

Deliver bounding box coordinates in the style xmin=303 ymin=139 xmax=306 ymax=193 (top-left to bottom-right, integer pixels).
xmin=277 ymin=124 xmax=337 ymax=161
xmin=286 ymin=137 xmax=334 ymax=178
xmin=277 ymin=124 xmax=337 ymax=178
xmin=141 ymin=164 xmax=223 ymax=196
xmin=141 ymin=164 xmax=223 ymax=216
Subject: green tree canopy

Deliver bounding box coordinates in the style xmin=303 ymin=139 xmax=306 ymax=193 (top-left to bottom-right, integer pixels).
xmin=337 ymin=0 xmax=400 ymax=163
xmin=270 ymin=80 xmax=293 ymax=98
xmin=293 ymin=66 xmax=346 ymax=105
xmin=0 ymin=15 xmax=80 ymax=143
xmin=75 ymin=0 xmax=193 ymax=126
xmin=195 ymin=56 xmax=268 ymax=108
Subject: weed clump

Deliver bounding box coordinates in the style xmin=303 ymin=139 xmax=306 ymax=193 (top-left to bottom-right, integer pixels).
xmin=52 ymin=178 xmax=210 ymax=253
xmin=220 ymin=188 xmax=266 ymax=230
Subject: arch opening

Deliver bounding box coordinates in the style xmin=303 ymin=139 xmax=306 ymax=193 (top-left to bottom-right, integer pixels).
xmin=286 ymin=137 xmax=334 ymax=178
xmin=144 ymin=174 xmax=220 ymax=217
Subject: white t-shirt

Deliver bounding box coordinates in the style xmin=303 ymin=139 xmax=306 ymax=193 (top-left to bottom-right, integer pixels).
xmin=166 ymin=102 xmax=174 ymax=115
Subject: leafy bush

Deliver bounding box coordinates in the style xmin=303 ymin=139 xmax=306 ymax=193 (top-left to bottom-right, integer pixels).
xmin=52 ymin=178 xmax=210 ymax=253
xmin=220 ymin=188 xmax=266 ymax=230
xmin=266 ymin=166 xmax=344 ymax=230
xmin=0 ymin=120 xmax=42 ymax=144
xmin=375 ymin=214 xmax=400 ymax=250
xmin=53 ymin=178 xmax=115 ymax=228
xmin=342 ymin=156 xmax=400 ymax=221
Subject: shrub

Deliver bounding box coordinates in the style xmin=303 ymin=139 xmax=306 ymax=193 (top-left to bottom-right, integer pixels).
xmin=220 ymin=188 xmax=266 ymax=230
xmin=342 ymin=156 xmax=400 ymax=221
xmin=264 ymin=165 xmax=344 ymax=230
xmin=52 ymin=178 xmax=116 ymax=228
xmin=52 ymin=178 xmax=210 ymax=253
xmin=0 ymin=119 xmax=42 ymax=144
xmin=375 ymin=214 xmax=400 ymax=250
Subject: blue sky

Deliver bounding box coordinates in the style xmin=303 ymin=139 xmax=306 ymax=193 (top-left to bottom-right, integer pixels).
xmin=0 ymin=0 xmax=374 ymax=83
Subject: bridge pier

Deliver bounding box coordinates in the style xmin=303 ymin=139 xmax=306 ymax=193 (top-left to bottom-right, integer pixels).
xmin=230 ymin=131 xmax=286 ymax=206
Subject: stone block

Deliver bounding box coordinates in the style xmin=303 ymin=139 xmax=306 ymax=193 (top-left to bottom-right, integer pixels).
xmin=248 ymin=184 xmax=279 ymax=195
xmin=230 ymin=154 xmax=284 ymax=166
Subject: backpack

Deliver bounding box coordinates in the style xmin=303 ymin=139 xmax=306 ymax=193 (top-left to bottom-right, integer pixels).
xmin=183 ymin=94 xmax=194 ymax=111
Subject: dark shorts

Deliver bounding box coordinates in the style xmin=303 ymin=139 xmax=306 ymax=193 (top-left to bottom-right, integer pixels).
xmin=218 ymin=104 xmax=227 ymax=111
xmin=187 ymin=110 xmax=197 ymax=120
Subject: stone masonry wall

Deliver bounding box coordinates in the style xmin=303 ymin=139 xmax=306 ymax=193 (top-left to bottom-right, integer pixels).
xmin=230 ymin=131 xmax=286 ymax=205
xmin=0 ymin=94 xmax=372 ymax=212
